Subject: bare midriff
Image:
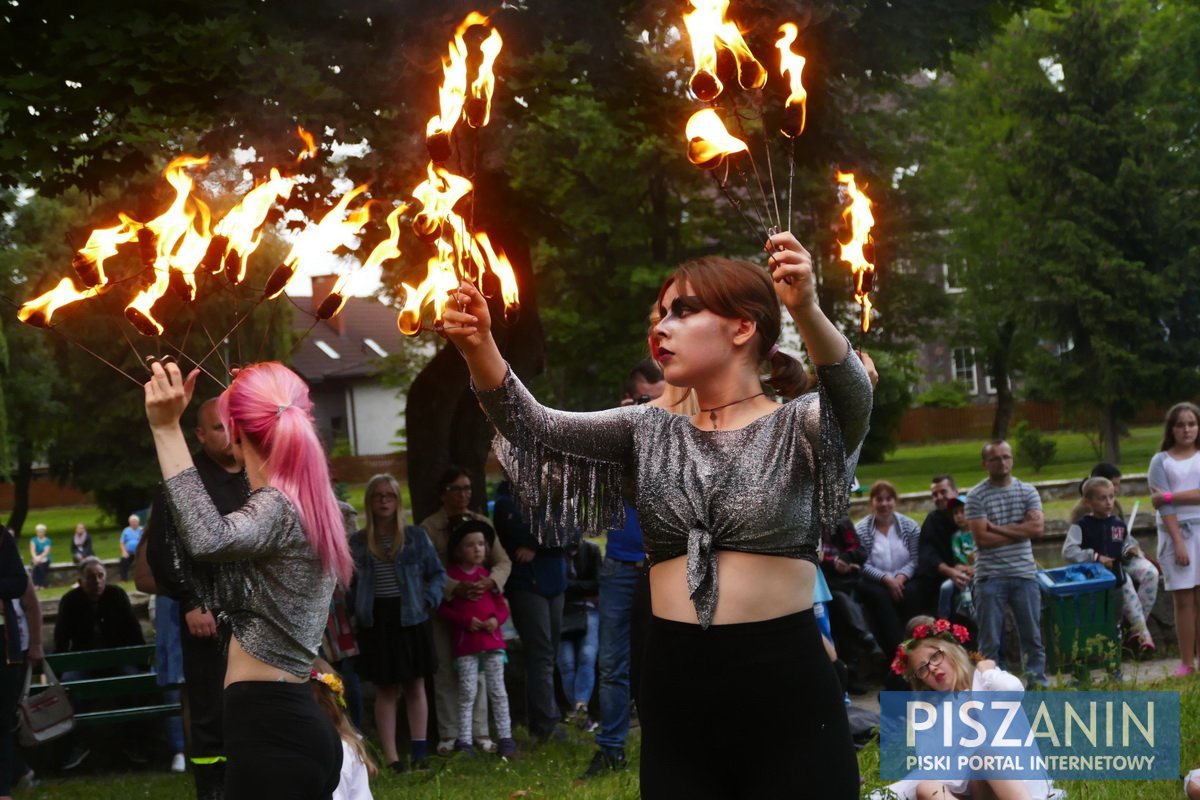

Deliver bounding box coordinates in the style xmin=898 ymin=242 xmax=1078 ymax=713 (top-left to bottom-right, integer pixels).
xmin=224 ymin=636 xmax=306 ymax=687
xmin=649 ymin=551 xmax=815 ymax=625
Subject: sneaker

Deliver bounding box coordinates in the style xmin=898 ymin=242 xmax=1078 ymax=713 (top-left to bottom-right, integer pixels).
xmin=14 ymin=768 xmax=37 ymax=789
xmin=436 ymin=738 xmax=456 ymax=756
xmin=582 ymin=718 xmax=599 ymax=733
xmin=170 ymin=752 xmax=186 ymax=773
xmin=475 ymin=737 xmax=498 ymax=754
xmin=1173 ymin=663 xmax=1195 ymax=677
xmin=578 ymin=749 xmax=626 ymax=780
xmin=497 ymin=737 xmax=517 ymax=758
xmin=64 ymin=745 xmax=91 ymax=770
xmin=453 ymin=740 xmax=475 ymax=756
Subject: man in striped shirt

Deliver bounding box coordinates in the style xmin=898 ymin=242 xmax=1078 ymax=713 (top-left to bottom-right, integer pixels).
xmin=965 ymin=440 xmax=1048 ymax=686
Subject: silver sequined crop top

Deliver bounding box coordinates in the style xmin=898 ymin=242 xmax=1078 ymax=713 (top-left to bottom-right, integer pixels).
xmin=162 ymin=468 xmax=336 ymax=676
xmin=475 ymin=343 xmax=873 ymax=627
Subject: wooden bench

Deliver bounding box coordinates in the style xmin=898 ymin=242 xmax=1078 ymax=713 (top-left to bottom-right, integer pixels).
xmin=32 ymin=645 xmax=181 ymax=725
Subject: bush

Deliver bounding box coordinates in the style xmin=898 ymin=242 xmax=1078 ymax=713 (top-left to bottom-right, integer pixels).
xmin=915 ymin=380 xmax=971 ymax=408
xmin=1012 ymin=420 xmax=1056 ymax=473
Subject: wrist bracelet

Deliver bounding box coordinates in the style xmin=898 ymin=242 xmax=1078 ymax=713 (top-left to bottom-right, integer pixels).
xmin=1164 ymin=491 xmax=1174 ymax=505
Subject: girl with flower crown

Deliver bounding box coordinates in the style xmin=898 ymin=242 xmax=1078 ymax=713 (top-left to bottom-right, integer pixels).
xmin=311 ymin=659 xmax=377 ymax=800
xmin=871 ymin=618 xmax=1063 ymax=800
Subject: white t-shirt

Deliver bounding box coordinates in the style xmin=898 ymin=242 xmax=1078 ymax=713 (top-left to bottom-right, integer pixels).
xmin=867 ymin=523 xmax=913 ymax=577
xmin=332 ymin=739 xmax=373 ymax=800
xmin=1161 ymin=452 xmax=1200 ymax=524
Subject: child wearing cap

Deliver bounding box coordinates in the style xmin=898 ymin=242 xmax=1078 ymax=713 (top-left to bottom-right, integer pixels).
xmin=437 ymin=519 xmax=515 ymax=757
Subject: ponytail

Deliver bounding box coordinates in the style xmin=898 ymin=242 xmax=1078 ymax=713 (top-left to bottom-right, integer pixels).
xmin=765 ymin=347 xmax=812 ymax=400
xmin=220 ymin=362 xmax=353 ymax=586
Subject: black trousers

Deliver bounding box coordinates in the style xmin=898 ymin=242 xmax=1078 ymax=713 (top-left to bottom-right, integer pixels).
xmin=0 ymin=657 xmax=25 ymax=796
xmin=223 ymin=681 xmax=342 ymax=800
xmin=180 ymin=613 xmax=227 ymax=796
xmin=639 ymin=610 xmax=860 ymax=800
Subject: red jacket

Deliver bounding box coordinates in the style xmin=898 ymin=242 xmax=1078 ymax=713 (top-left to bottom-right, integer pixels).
xmin=437 ymin=564 xmax=509 ymax=658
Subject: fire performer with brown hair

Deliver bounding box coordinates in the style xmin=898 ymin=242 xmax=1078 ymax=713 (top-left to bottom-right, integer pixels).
xmin=443 ymin=231 xmax=871 ymax=798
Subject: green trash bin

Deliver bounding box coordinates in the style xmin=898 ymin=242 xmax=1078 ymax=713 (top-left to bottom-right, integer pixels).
xmin=1037 ymin=563 xmax=1119 ymax=676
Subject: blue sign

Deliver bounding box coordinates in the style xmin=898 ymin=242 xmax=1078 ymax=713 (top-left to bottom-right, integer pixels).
xmin=880 ymin=691 xmax=1180 ymax=781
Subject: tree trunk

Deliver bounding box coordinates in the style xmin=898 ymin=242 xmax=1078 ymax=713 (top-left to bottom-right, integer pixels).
xmin=1101 ymin=403 xmax=1122 ymax=464
xmin=6 ymin=439 xmax=33 ymax=536
xmin=989 ymin=323 xmax=1016 ymax=441
xmin=405 ymin=171 xmax=545 ymax=523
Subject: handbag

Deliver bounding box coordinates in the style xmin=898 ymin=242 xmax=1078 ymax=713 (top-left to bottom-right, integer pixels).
xmin=18 ymin=661 xmax=75 ymax=747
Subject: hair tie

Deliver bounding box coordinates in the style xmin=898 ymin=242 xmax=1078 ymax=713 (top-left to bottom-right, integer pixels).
xmin=276 ymin=403 xmax=292 ymax=418
xmin=767 ymin=344 xmax=780 ymax=359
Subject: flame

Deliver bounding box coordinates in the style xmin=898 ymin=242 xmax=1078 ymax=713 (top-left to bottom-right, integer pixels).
xmin=466 ymin=26 xmax=503 ymax=128
xmin=124 ymin=155 xmax=212 ymax=335
xmin=685 ymin=109 xmax=748 ymax=169
xmin=426 ymin=12 xmax=490 ymax=161
xmin=397 ymin=237 xmax=461 ymax=337
xmin=17 ymin=277 xmax=105 ymax=328
xmin=473 ymin=232 xmax=519 ymax=313
xmin=295 ymin=125 xmax=317 ymax=162
xmin=72 ymin=218 xmax=140 ymax=288
xmin=167 ymin=199 xmax=213 ymax=302
xmin=411 ymin=162 xmax=474 ymax=242
xmin=682 ymin=0 xmax=766 ymax=102
xmin=265 ymin=184 xmax=372 ymax=300
xmin=317 ymin=203 xmax=409 ymax=321
xmin=775 ymin=24 xmax=807 ymax=138
xmin=210 ymin=168 xmax=296 ymax=284
xmin=835 ymin=171 xmax=877 ymax=333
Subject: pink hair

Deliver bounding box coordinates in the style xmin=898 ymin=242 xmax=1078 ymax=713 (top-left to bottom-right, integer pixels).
xmin=218 ymin=362 xmax=352 ymax=585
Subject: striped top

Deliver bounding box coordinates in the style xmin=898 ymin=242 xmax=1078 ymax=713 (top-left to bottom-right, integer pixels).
xmin=965 ymin=477 xmax=1042 ymax=578
xmin=372 ymin=536 xmax=403 ymax=598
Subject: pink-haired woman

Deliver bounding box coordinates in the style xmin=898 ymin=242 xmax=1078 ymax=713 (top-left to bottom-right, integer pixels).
xmin=144 ymin=360 xmax=352 ymax=800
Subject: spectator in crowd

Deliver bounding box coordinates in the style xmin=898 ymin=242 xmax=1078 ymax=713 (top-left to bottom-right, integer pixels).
xmin=1148 ymin=401 xmax=1200 ymax=676
xmin=55 ymin=557 xmax=147 ymax=769
xmin=28 ymin=525 xmax=50 ymax=590
xmin=966 ymin=440 xmax=1047 ymax=686
xmin=119 ymin=513 xmax=144 ymax=581
xmin=621 ymin=359 xmax=667 ymax=406
xmin=351 ymin=474 xmax=446 ymax=772
xmin=1071 ymin=462 xmax=1159 ymax=652
xmin=493 ymin=474 xmax=567 ymax=744
xmin=942 ymin=497 xmax=976 ymax=620
xmin=1186 ymin=767 xmax=1200 ymax=800
xmin=436 ymin=519 xmax=516 ymax=757
xmin=559 ymin=536 xmax=601 ymax=731
xmin=420 ymin=466 xmax=511 ymax=756
xmin=145 ymin=396 xmax=248 ymax=798
xmin=1064 ymin=476 xmax=1155 ymax=655
xmin=70 ymin=523 xmax=94 ymax=564
xmin=0 ymin=520 xmax=41 ymax=795
xmin=323 ymin=501 xmax=364 ymax=729
xmin=819 ymin=517 xmax=884 ymax=683
xmin=854 ymin=481 xmax=923 ymax=657
xmin=310 ymin=659 xmax=377 ymax=800
xmin=916 ymin=475 xmax=968 ymax=616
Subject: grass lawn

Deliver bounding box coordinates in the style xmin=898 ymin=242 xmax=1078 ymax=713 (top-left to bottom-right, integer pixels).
xmin=856 ymin=425 xmax=1162 ymax=496
xmin=23 ymin=673 xmax=1199 ymax=799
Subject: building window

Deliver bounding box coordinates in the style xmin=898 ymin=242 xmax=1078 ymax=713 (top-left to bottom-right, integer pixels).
xmin=984 ymin=370 xmax=1003 ymax=396
xmin=315 ymin=340 xmax=341 ymax=359
xmin=943 ymin=261 xmax=966 ymax=294
xmin=952 ymin=347 xmax=978 ymax=394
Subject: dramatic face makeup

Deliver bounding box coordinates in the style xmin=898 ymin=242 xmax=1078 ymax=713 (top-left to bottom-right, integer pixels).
xmin=653 ymin=282 xmax=743 ymax=387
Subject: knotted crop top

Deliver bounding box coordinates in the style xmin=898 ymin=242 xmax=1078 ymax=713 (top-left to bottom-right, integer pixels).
xmin=474 ymin=343 xmax=873 ymax=627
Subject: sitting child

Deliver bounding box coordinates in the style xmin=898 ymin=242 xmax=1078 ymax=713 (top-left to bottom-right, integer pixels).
xmin=437 ymin=520 xmax=516 ymax=757
xmin=311 ymin=660 xmax=377 ymax=800
xmin=1063 ymin=476 xmax=1155 ymax=655
xmin=949 ymin=498 xmax=976 ymax=619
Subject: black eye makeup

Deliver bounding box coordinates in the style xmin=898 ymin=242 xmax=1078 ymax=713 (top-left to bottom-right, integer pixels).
xmin=662 ymin=295 xmax=705 ymax=320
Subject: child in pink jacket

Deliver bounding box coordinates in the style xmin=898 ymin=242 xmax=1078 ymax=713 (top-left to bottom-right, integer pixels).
xmin=437 ymin=520 xmax=515 ymax=757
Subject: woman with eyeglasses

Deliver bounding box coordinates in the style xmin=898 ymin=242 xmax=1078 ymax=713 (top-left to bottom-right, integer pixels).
xmin=442 ymin=233 xmax=872 ymax=798
xmin=419 ymin=466 xmax=512 ymax=755
xmin=870 ymin=617 xmax=1061 ymax=800
xmin=350 ymin=473 xmax=446 ymax=772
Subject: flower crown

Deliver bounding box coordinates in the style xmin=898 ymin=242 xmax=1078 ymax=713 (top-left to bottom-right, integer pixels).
xmin=890 ymin=618 xmax=971 ymax=679
xmin=310 ymin=668 xmax=346 ymax=707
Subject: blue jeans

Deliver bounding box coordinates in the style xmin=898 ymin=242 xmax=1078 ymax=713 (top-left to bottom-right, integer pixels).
xmin=938 ymin=578 xmax=956 ymax=619
xmin=975 ymin=575 xmax=1046 ymax=685
xmin=558 ymin=606 xmax=600 ymax=707
xmin=596 ymin=557 xmax=640 ymax=753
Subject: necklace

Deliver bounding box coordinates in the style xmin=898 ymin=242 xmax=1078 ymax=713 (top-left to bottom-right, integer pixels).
xmin=699 ymin=392 xmax=765 ymax=430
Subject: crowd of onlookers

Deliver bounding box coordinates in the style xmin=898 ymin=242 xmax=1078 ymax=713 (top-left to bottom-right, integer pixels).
xmin=5 ymin=389 xmax=1199 ymax=799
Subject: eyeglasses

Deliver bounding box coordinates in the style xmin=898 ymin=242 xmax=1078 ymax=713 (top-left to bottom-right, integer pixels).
xmin=445 ymin=485 xmax=472 ymax=493
xmin=370 ymin=493 xmax=398 ymax=501
xmin=915 ymin=648 xmax=945 ymax=680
